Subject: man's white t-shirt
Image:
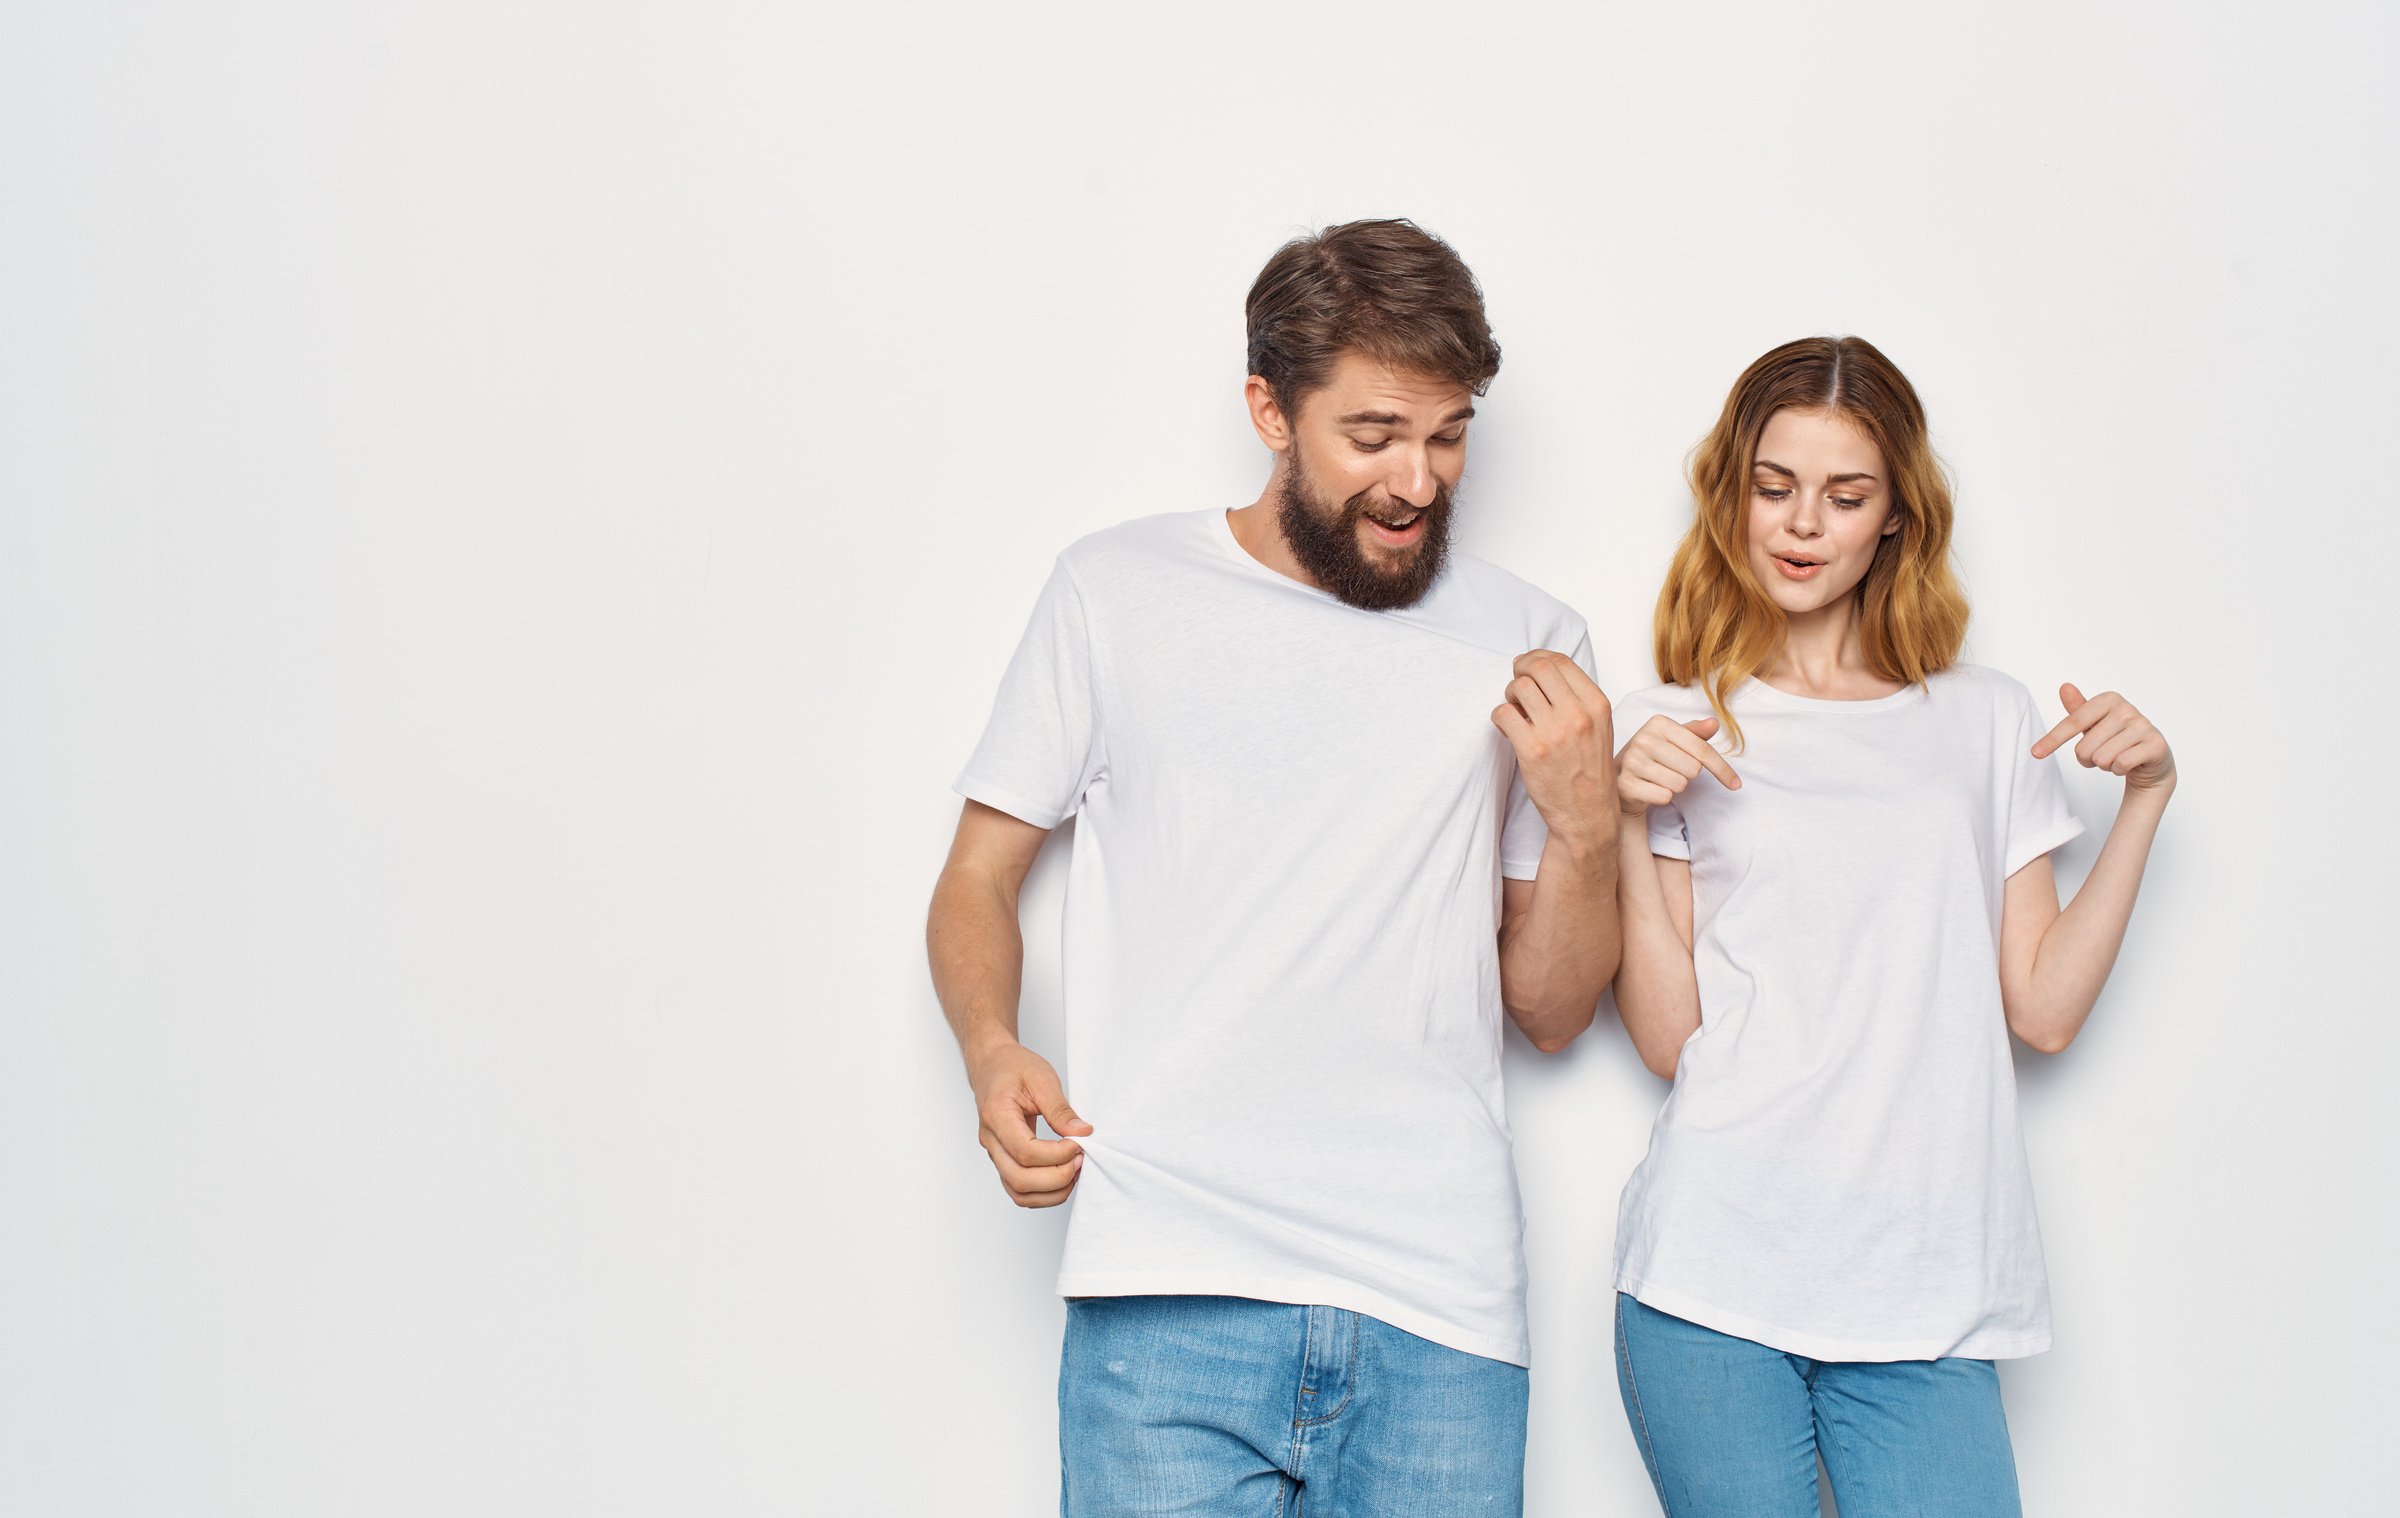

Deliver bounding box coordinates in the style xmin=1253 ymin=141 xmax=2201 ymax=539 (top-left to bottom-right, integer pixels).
xmin=1610 ymin=666 xmax=2085 ymax=1362
xmin=955 ymin=508 xmax=1592 ymax=1366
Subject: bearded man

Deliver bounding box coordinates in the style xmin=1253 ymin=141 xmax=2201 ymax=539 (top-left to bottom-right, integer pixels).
xmin=927 ymin=218 xmax=1622 ymax=1515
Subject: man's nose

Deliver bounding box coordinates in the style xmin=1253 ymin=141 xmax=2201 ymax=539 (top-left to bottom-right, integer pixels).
xmin=1387 ymin=448 xmax=1438 ymax=509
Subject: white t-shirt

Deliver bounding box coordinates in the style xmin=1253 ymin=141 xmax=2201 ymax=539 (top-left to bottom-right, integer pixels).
xmin=1610 ymin=666 xmax=2085 ymax=1362
xmin=956 ymin=508 xmax=1592 ymax=1366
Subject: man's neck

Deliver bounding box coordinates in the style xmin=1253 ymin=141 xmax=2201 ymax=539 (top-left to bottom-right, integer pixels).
xmin=1225 ymin=491 xmax=1317 ymax=590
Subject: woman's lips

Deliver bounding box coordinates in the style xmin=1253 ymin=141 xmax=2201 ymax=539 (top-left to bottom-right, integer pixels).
xmin=1772 ymin=555 xmax=1824 ymax=581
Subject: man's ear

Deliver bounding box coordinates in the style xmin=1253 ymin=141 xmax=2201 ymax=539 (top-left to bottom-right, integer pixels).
xmin=1245 ymin=375 xmax=1293 ymax=453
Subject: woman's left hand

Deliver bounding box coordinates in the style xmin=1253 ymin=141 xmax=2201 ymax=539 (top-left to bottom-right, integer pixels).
xmin=2032 ymin=683 xmax=2176 ymax=794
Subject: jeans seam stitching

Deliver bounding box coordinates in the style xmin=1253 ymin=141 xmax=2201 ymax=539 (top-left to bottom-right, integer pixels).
xmin=1617 ymin=1295 xmax=1676 ymax=1517
xmin=1287 ymin=1307 xmax=1314 ymax=1473
xmin=1293 ymin=1309 xmax=1357 ymax=1428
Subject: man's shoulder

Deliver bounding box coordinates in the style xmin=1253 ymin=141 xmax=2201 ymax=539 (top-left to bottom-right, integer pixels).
xmin=1423 ymin=551 xmax=1589 ymax=652
xmin=1054 ymin=510 xmax=1219 ymax=580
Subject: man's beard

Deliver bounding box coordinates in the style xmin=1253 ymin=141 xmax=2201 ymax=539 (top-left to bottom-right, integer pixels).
xmin=1274 ymin=448 xmax=1454 ymax=612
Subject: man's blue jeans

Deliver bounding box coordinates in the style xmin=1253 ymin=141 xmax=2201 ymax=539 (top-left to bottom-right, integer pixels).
xmin=1614 ymin=1293 xmax=2022 ymax=1518
xmin=1059 ymin=1294 xmax=1528 ymax=1517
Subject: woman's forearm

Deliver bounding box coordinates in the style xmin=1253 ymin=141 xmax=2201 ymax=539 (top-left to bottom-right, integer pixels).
xmin=2012 ymin=781 xmax=2173 ymax=1052
xmin=1611 ymin=815 xmax=1703 ymax=1078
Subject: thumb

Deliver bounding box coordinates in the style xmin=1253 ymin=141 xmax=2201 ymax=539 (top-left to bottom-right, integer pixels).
xmin=1683 ymin=717 xmax=1720 ymax=740
xmin=1026 ymin=1066 xmax=1092 ymax=1137
xmin=2059 ymin=682 xmax=2086 ymax=712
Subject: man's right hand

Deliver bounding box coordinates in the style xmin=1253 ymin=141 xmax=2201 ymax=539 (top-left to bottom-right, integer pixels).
xmin=969 ymin=1040 xmax=1092 ymax=1208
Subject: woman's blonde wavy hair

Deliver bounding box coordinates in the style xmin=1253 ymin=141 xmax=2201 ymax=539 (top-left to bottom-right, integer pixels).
xmin=1655 ymin=335 xmax=1970 ymax=748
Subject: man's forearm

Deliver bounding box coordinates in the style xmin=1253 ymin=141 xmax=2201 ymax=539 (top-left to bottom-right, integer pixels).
xmin=1499 ymin=826 xmax=1622 ymax=1053
xmin=927 ymin=864 xmax=1030 ymax=1073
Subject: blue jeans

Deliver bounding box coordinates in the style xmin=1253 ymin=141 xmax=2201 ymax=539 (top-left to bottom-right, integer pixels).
xmin=1614 ymin=1294 xmax=2021 ymax=1518
xmin=1059 ymin=1294 xmax=1527 ymax=1517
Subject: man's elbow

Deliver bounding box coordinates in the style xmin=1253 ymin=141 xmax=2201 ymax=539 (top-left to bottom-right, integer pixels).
xmin=1516 ymin=1000 xmax=1597 ymax=1055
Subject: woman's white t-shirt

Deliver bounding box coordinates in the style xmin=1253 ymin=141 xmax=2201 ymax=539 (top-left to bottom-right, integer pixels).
xmin=1610 ymin=666 xmax=2085 ymax=1362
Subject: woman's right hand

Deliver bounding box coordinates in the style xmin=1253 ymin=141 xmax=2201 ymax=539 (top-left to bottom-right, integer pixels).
xmin=1616 ymin=713 xmax=1742 ymax=815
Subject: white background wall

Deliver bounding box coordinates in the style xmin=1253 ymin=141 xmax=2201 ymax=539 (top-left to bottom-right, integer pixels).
xmin=4 ymin=2 xmax=2394 ymax=1513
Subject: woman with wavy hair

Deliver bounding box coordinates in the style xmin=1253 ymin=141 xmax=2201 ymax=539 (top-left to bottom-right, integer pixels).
xmin=1605 ymin=336 xmax=2174 ymax=1516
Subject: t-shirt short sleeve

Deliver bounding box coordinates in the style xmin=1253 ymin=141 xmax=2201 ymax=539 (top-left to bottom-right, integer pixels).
xmin=953 ymin=558 xmax=1103 ymax=830
xmin=2002 ymin=682 xmax=2085 ymax=877
xmin=1644 ymin=799 xmax=1693 ymax=861
xmin=1499 ymin=625 xmax=1598 ymax=880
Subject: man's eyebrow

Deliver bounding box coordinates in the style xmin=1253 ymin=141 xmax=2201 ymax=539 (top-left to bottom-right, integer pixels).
xmin=1335 ymin=406 xmax=1478 ymax=427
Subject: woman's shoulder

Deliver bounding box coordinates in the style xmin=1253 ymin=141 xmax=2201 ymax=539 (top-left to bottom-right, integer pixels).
xmin=1612 ymin=681 xmax=1712 ymax=726
xmin=1930 ymin=662 xmax=2040 ymax=711
xmin=1616 ymin=680 xmax=1706 ymax=706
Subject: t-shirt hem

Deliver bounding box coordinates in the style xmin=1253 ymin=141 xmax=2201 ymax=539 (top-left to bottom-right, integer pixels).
xmin=952 ymin=773 xmax=1068 ymax=831
xmin=1615 ymin=1275 xmax=2052 ymax=1363
xmin=2005 ymin=816 xmax=2085 ymax=878
xmin=1499 ymin=856 xmax=1541 ymax=881
xmin=1058 ymin=1269 xmax=1531 ymax=1368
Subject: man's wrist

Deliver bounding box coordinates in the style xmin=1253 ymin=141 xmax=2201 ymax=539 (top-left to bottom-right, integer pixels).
xmin=958 ymin=1022 xmax=1022 ymax=1077
xmin=1545 ymin=816 xmax=1621 ymax=873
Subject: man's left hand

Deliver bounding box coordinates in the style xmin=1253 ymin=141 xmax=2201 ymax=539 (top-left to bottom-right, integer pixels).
xmin=1491 ymin=649 xmax=1618 ymax=854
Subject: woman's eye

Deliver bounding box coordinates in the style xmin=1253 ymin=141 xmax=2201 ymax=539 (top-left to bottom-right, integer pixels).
xmin=1754 ymin=486 xmax=1791 ymax=501
xmin=1833 ymin=496 xmax=1866 ymax=509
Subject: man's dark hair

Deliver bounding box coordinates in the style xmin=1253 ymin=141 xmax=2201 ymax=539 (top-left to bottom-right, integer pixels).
xmin=1244 ymin=219 xmax=1502 ymax=421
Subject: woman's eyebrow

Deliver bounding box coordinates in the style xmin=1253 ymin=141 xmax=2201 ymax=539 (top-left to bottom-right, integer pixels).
xmin=1754 ymin=459 xmax=1878 ymax=484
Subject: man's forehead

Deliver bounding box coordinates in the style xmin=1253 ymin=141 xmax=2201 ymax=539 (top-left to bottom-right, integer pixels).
xmin=1315 ymin=352 xmax=1474 ymax=419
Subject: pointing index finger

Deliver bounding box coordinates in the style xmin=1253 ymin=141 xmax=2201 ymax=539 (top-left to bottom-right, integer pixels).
xmin=2033 ymin=702 xmax=2105 ymax=759
xmin=1668 ymin=722 xmax=1741 ymax=790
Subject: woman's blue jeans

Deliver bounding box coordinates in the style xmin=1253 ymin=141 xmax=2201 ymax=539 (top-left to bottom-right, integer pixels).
xmin=1614 ymin=1293 xmax=2022 ymax=1518
xmin=1059 ymin=1294 xmax=1527 ymax=1517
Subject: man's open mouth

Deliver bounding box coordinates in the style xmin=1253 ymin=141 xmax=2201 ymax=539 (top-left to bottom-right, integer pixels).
xmin=1360 ymin=506 xmax=1430 ymax=549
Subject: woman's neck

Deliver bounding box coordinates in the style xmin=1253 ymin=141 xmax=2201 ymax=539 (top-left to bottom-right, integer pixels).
xmin=1760 ymin=598 xmax=1904 ymax=700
